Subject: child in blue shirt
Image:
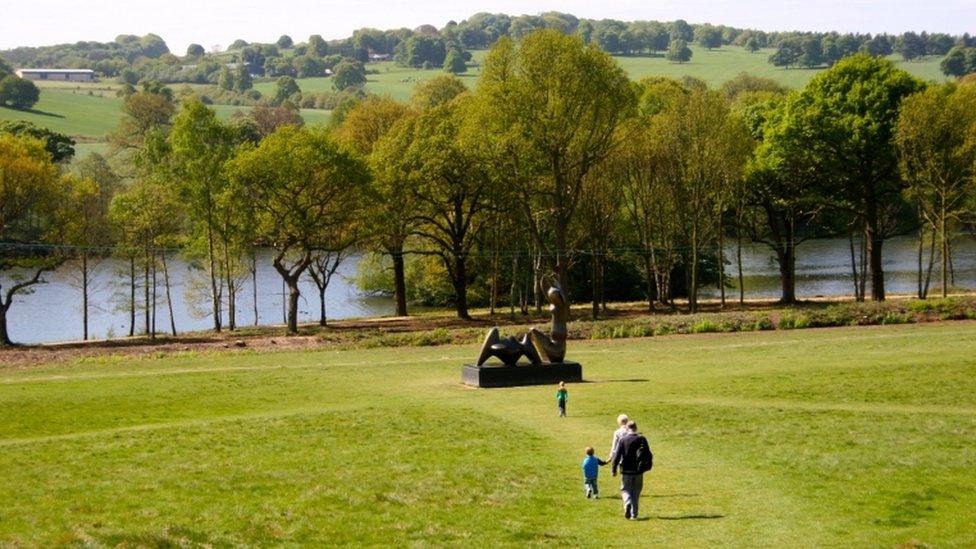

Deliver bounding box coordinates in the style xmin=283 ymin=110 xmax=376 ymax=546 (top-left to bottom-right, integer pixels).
xmin=581 ymin=446 xmax=608 ymax=498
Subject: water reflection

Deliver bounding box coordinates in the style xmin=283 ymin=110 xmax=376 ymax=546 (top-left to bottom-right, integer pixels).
xmin=5 ymin=236 xmax=975 ymax=344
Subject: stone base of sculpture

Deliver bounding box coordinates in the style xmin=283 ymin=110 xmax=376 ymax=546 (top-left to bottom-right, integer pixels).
xmin=461 ymin=361 xmax=582 ymax=388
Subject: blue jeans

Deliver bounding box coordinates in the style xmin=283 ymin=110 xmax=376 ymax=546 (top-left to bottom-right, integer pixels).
xmin=584 ymin=477 xmax=599 ymax=497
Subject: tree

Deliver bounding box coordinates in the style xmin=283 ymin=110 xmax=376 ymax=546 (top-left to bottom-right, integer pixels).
xmin=402 ymin=97 xmax=495 ymax=319
xmin=0 ymin=120 xmax=74 ymax=162
xmin=745 ymin=36 xmax=761 ymax=53
xmin=479 ymin=30 xmax=635 ymax=296
xmin=332 ymin=60 xmax=367 ymax=90
xmin=335 ymin=97 xmax=414 ymax=316
xmin=229 ymin=126 xmax=369 ymax=334
xmin=217 ymin=66 xmax=235 ymax=91
xmin=168 ymin=99 xmax=241 ymax=331
xmin=411 ymin=74 xmax=467 ymax=110
xmin=308 ymin=34 xmax=329 ymax=57
xmin=271 ymin=76 xmax=300 ymax=106
xmin=62 ymin=174 xmax=113 ymax=341
xmin=896 ymin=84 xmax=976 ymax=298
xmin=670 ymin=20 xmax=693 ymax=42
xmin=666 ymin=39 xmax=692 ymax=63
xmin=0 ymin=135 xmax=69 ymax=345
xmin=694 ymin=25 xmax=723 ymax=50
xmin=650 ymin=88 xmax=751 ymax=311
xmin=769 ymin=40 xmax=801 ymax=68
xmin=896 ymin=32 xmax=926 ymax=61
xmin=0 ymin=76 xmax=40 ymax=110
xmin=109 ymin=177 xmax=185 ymax=338
xmin=444 ymin=49 xmax=467 ymax=74
xmin=743 ymin=96 xmax=824 ymax=303
xmin=238 ymin=103 xmax=303 ymax=137
xmin=277 ymin=35 xmax=294 ymax=49
xmin=941 ymin=47 xmax=969 ymax=77
xmin=186 ymin=44 xmax=205 ymax=57
xmin=234 ymin=64 xmax=253 ymax=91
xmin=770 ymin=55 xmax=924 ymax=301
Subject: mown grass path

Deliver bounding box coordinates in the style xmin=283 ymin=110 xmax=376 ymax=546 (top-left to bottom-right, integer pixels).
xmin=0 ymin=322 xmax=973 ymax=545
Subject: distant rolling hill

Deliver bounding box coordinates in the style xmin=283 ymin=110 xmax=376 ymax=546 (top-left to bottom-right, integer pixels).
xmin=1 ymin=46 xmax=946 ymax=148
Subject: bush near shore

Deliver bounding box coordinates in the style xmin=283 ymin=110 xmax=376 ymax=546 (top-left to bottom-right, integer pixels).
xmin=313 ymin=296 xmax=976 ymax=349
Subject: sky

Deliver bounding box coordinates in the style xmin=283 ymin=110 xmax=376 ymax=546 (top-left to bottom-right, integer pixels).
xmin=1 ymin=0 xmax=973 ymax=53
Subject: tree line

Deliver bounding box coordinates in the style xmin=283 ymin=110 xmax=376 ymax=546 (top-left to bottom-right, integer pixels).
xmin=2 ymin=29 xmax=975 ymax=346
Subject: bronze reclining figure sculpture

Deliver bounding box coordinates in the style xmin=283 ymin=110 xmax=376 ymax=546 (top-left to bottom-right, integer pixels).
xmin=476 ymin=284 xmax=568 ymax=366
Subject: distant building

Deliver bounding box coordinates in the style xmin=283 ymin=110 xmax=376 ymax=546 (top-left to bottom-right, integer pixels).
xmin=368 ymin=53 xmax=391 ymax=62
xmin=15 ymin=69 xmax=95 ymax=82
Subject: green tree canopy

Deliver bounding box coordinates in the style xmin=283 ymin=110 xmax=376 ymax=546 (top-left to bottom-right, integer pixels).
xmin=666 ymin=39 xmax=692 ymax=63
xmin=478 ymin=29 xmax=635 ymax=294
xmin=0 ymin=76 xmax=40 ymax=110
xmin=0 ymin=120 xmax=75 ymax=162
xmin=228 ymin=126 xmax=370 ymax=333
xmin=766 ymin=54 xmax=924 ymax=300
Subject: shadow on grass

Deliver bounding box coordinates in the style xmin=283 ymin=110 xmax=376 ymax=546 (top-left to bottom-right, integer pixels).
xmin=1 ymin=106 xmax=65 ymax=118
xmin=653 ymin=513 xmax=725 ymax=520
xmin=582 ymin=378 xmax=650 ymax=384
xmin=651 ymin=493 xmax=702 ymax=498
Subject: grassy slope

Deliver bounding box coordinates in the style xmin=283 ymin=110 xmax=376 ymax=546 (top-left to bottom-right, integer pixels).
xmin=0 ymin=322 xmax=973 ymax=546
xmin=0 ymin=46 xmax=946 ymax=140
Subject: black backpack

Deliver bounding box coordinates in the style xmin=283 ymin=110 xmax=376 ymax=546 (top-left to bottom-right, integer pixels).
xmin=635 ymin=436 xmax=654 ymax=473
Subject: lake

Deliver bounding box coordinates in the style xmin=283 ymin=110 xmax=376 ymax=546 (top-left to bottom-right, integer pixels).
xmin=3 ymin=236 xmax=975 ymax=344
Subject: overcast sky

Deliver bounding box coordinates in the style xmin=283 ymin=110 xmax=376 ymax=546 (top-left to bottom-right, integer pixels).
xmin=1 ymin=0 xmax=973 ymax=53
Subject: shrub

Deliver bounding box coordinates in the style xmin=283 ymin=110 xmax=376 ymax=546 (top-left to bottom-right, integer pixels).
xmin=691 ymin=319 xmax=720 ymax=333
xmin=753 ymin=315 xmax=775 ymax=331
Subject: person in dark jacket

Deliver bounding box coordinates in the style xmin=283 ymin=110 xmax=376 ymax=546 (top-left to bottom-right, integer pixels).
xmin=611 ymin=421 xmax=651 ymax=520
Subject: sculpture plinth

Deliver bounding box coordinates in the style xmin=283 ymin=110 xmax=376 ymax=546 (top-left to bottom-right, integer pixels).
xmin=462 ymin=283 xmax=582 ymax=388
xmin=462 ymin=361 xmax=582 ymax=388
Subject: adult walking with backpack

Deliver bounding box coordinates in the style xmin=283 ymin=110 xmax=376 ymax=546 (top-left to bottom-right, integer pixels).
xmin=611 ymin=420 xmax=653 ymax=520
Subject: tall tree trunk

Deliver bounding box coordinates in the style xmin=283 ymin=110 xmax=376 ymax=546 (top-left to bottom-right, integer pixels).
xmin=129 ymin=256 xmax=136 ymax=337
xmin=850 ymin=232 xmax=862 ymax=301
xmin=391 ymin=248 xmax=408 ymax=317
xmin=554 ymin=217 xmax=570 ymax=298
xmin=144 ymin=252 xmax=150 ymax=335
xmin=207 ymin=223 xmax=222 ymax=332
xmin=736 ymin=229 xmax=745 ymax=306
xmin=600 ymin=253 xmax=607 ymax=314
xmin=858 ymin=232 xmax=868 ymax=302
xmin=224 ymin=244 xmax=236 ymax=331
xmin=941 ymin=213 xmax=948 ymax=298
xmin=533 ymin=251 xmax=543 ymax=314
xmin=690 ymin=222 xmax=699 ymax=313
xmin=0 ymin=302 xmax=10 ymax=346
xmin=286 ymin=279 xmax=300 ymax=334
xmin=717 ymin=219 xmax=726 ymax=308
xmin=162 ymin=252 xmax=177 ymax=336
xmin=778 ymin=219 xmax=797 ymax=304
xmin=923 ymin=227 xmax=937 ymax=298
xmin=150 ymin=251 xmax=157 ymax=340
xmin=82 ymin=252 xmax=89 ymax=341
xmin=591 ymin=254 xmax=600 ymax=320
xmin=489 ymin=247 xmax=498 ymax=315
xmin=453 ymin=254 xmax=470 ymax=320
xmin=866 ymin=226 xmax=885 ymax=301
xmin=916 ymin=227 xmax=924 ymax=299
xmin=318 ymin=287 xmax=328 ymax=326
xmin=509 ymin=253 xmax=518 ymax=317
xmin=252 ymin=250 xmax=259 ymax=326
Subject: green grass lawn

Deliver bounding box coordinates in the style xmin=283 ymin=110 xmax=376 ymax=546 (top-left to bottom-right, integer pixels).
xmin=0 ymin=89 xmax=122 ymax=138
xmin=1 ymin=322 xmax=973 ymax=545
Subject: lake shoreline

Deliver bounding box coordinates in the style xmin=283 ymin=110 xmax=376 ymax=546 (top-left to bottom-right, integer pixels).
xmin=3 ymin=292 xmax=975 ymax=368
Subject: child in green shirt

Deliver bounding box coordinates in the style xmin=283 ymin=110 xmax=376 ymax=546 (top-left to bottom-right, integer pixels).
xmin=556 ymin=381 xmax=568 ymax=417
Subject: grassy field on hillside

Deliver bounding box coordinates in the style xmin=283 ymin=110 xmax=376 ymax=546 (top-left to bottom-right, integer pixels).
xmin=0 ymin=46 xmax=947 ymax=140
xmin=1 ymin=322 xmax=973 ymax=546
